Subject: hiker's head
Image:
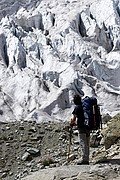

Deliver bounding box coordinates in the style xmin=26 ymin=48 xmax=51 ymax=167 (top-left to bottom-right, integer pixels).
xmin=73 ymin=95 xmax=82 ymax=105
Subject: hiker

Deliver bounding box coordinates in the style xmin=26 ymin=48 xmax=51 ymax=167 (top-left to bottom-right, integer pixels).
xmin=70 ymin=94 xmax=90 ymax=165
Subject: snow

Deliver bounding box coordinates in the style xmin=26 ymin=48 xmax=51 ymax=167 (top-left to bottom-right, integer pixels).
xmin=0 ymin=0 xmax=120 ymax=122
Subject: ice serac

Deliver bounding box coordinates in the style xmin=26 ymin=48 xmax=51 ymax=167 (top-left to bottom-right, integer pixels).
xmin=0 ymin=0 xmax=120 ymax=122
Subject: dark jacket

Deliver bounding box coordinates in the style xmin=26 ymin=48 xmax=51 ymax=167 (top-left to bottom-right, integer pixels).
xmin=72 ymin=104 xmax=85 ymax=129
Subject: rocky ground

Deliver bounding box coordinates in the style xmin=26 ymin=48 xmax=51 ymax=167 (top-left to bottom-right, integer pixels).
xmin=0 ymin=120 xmax=120 ymax=180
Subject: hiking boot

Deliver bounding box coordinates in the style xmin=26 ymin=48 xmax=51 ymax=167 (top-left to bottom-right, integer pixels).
xmin=77 ymin=160 xmax=89 ymax=165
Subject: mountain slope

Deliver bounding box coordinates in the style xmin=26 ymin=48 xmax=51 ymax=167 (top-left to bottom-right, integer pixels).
xmin=0 ymin=0 xmax=120 ymax=122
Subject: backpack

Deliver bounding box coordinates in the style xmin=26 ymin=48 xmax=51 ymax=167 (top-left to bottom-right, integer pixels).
xmin=82 ymin=96 xmax=102 ymax=130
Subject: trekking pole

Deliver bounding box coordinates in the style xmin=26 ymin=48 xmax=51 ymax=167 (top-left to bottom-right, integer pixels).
xmin=68 ymin=125 xmax=73 ymax=160
xmin=93 ymin=105 xmax=96 ymax=128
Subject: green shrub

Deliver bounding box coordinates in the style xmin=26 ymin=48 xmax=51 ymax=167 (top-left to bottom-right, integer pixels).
xmin=41 ymin=157 xmax=54 ymax=166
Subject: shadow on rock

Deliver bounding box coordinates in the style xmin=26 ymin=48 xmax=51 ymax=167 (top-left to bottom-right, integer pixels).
xmin=96 ymin=158 xmax=120 ymax=165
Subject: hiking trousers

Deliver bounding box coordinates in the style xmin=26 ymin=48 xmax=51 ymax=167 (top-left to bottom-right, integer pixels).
xmin=78 ymin=129 xmax=90 ymax=162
